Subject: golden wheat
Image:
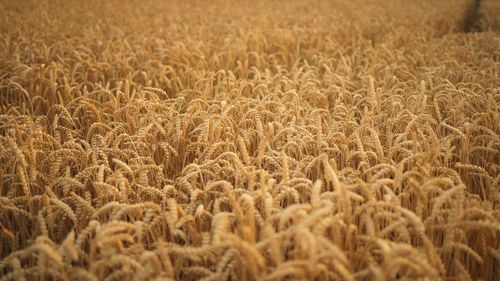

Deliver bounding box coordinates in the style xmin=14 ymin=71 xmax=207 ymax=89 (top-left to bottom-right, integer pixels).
xmin=0 ymin=0 xmax=499 ymax=280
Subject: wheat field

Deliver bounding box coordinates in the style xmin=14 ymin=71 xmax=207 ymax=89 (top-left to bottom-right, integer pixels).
xmin=0 ymin=0 xmax=499 ymax=280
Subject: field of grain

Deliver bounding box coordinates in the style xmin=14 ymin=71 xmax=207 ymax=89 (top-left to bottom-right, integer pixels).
xmin=1 ymin=0 xmax=499 ymax=280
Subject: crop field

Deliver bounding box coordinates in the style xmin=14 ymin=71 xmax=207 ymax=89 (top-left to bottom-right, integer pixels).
xmin=0 ymin=0 xmax=499 ymax=280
